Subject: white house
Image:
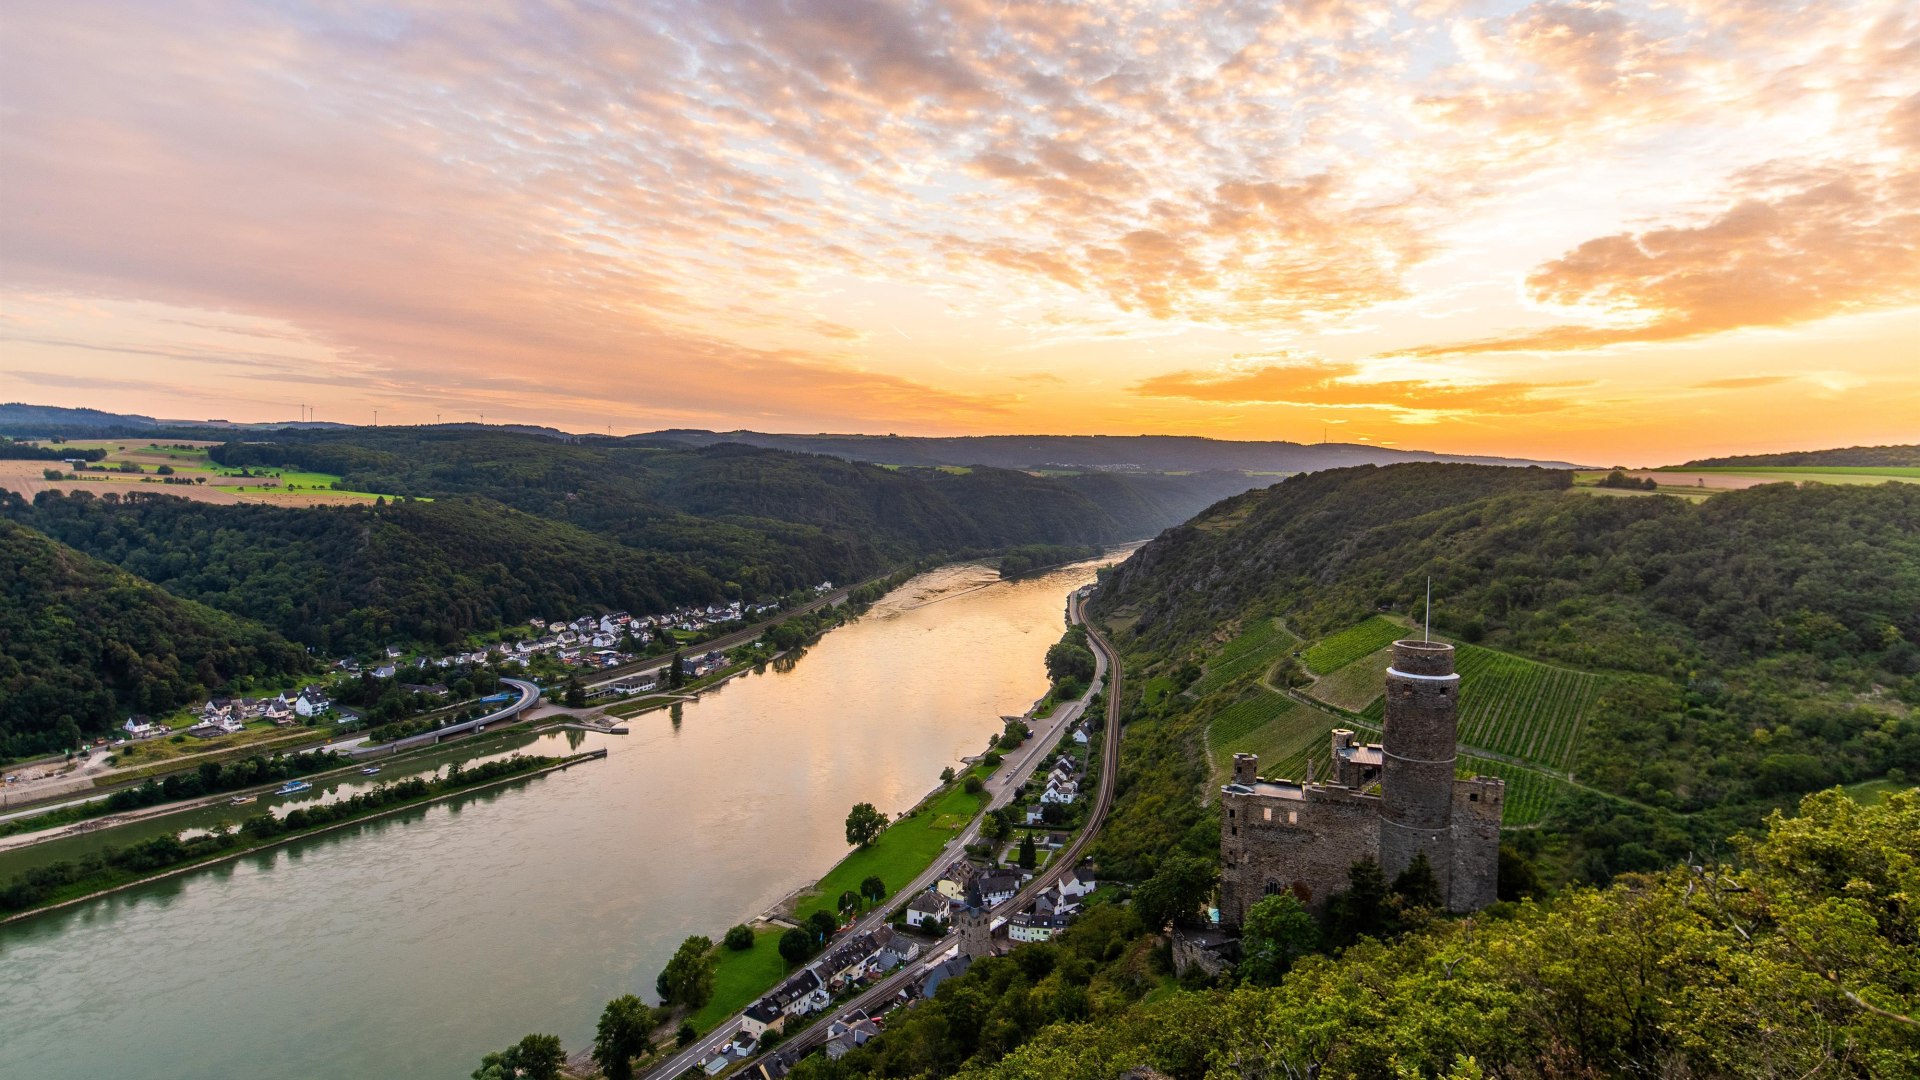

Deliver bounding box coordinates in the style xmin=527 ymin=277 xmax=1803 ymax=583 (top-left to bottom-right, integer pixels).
xmin=905 ymin=891 xmax=950 ymax=928
xmin=294 ymin=688 xmax=332 ymax=719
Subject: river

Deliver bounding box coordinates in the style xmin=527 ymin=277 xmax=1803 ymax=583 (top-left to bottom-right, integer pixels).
xmin=0 ymin=558 xmax=1114 ymax=1080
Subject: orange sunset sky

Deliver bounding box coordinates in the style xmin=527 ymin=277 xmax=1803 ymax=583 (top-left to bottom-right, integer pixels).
xmin=1 ymin=0 xmax=1917 ymax=463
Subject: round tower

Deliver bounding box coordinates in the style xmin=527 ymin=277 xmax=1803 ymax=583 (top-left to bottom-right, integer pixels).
xmin=1379 ymin=639 xmax=1458 ymax=899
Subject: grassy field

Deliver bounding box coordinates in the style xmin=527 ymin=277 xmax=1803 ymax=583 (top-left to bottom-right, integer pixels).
xmin=10 ymin=440 xmax=390 ymax=503
xmin=1303 ymin=643 xmax=1393 ymax=712
xmin=1207 ymin=688 xmax=1345 ymax=786
xmin=789 ymin=778 xmax=988 ymax=923
xmin=1141 ymin=675 xmax=1176 ymax=708
xmin=1843 ymin=778 xmax=1918 ymax=805
xmin=1192 ymin=619 xmax=1299 ymax=696
xmin=1300 ymin=616 xmax=1404 ymax=675
xmin=690 ymin=928 xmax=792 ymax=1032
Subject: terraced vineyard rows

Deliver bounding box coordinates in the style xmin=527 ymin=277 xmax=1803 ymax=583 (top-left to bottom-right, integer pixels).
xmin=1207 ymin=687 xmax=1342 ymax=786
xmin=1352 ymin=642 xmax=1601 ymax=773
xmin=1192 ymin=618 xmax=1299 ymax=697
xmin=1457 ymin=756 xmax=1567 ymax=827
xmin=1300 ymin=615 xmax=1403 ymax=675
xmin=1304 ymin=643 xmax=1391 ymax=712
xmin=1450 ymin=645 xmax=1601 ymax=771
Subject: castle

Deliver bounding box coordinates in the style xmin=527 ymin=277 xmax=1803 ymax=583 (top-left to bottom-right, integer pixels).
xmin=1218 ymin=638 xmax=1501 ymax=922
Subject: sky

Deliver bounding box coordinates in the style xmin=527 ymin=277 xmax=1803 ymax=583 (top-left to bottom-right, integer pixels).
xmin=1 ymin=0 xmax=1917 ymax=464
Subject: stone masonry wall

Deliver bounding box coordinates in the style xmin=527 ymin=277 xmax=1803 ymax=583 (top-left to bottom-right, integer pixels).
xmin=1220 ymin=780 xmax=1379 ymax=925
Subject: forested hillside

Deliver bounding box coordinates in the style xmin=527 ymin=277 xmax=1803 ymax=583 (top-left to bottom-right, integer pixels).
xmin=4 ymin=491 xmax=729 ymax=654
xmin=206 ymin=429 xmax=1258 ymax=549
xmin=1684 ymin=443 xmax=1920 ymax=467
xmin=0 ymin=518 xmax=308 ymax=758
xmin=1091 ymin=465 xmax=1920 ymax=883
xmin=800 ymin=791 xmax=1920 ymax=1080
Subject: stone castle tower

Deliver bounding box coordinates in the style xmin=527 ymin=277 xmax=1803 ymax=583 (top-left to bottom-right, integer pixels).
xmin=1218 ymin=638 xmax=1501 ymax=923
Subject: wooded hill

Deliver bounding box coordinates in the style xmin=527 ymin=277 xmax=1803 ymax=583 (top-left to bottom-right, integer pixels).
xmin=1088 ymin=464 xmax=1920 ymax=884
xmin=0 ymin=518 xmax=309 ymax=759
xmin=1683 ymin=443 xmax=1920 ymax=468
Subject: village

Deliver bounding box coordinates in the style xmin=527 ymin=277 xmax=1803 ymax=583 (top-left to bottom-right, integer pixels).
xmin=67 ymin=587 xmax=833 ymax=764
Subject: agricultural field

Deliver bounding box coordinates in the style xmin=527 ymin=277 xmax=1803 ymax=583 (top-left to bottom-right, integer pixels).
xmin=1458 ymin=756 xmax=1569 ymax=828
xmin=1206 ymin=687 xmax=1345 ymax=787
xmin=1303 ymin=643 xmax=1392 ymax=712
xmin=0 ymin=439 xmax=387 ymax=505
xmin=1191 ymin=618 xmax=1299 ymax=697
xmin=1300 ymin=615 xmax=1405 ymax=675
xmin=1450 ymin=645 xmax=1602 ymax=771
xmin=1353 ymin=641 xmax=1602 ymax=773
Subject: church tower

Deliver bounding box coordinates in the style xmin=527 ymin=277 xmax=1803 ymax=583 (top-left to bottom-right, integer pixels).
xmin=1378 ymin=639 xmax=1460 ymax=900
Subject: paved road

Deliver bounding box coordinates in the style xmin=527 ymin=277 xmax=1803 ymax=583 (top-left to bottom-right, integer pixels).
xmin=344 ymin=677 xmax=541 ymax=756
xmin=638 ymin=586 xmax=1125 ymax=1080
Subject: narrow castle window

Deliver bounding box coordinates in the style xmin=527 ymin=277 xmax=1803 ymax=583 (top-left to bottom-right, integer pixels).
xmin=1469 ymin=793 xmax=1478 ymax=802
xmin=1262 ymin=807 xmax=1272 ymax=822
xmin=1264 ymin=881 xmax=1281 ymax=896
xmin=1287 ymin=810 xmax=1298 ymax=824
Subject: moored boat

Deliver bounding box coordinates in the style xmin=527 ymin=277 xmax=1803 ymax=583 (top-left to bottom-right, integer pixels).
xmin=275 ymin=779 xmax=313 ymax=796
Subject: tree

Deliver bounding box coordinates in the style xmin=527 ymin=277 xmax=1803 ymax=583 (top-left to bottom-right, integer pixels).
xmin=592 ymin=995 xmax=654 ymax=1080
xmin=1392 ymin=851 xmax=1444 ymax=912
xmin=808 ymin=909 xmax=839 ymax=942
xmin=1132 ymin=853 xmax=1215 ymax=929
xmin=1018 ymin=834 xmax=1037 ymax=869
xmin=724 ymin=924 xmax=755 ymax=951
xmin=964 ymin=775 xmax=984 ymax=795
xmin=666 ymin=649 xmax=685 ymax=689
xmin=655 ymin=935 xmax=716 ymax=1008
xmin=940 ymin=766 xmax=956 ymax=784
xmin=861 ymin=875 xmax=887 ymax=903
xmin=1045 ymin=641 xmax=1096 ymax=684
xmin=981 ymin=808 xmax=1013 ymax=842
xmin=472 ymin=1034 xmax=565 ymax=1080
xmin=563 ymin=675 xmax=586 ymax=708
xmin=1238 ymin=892 xmax=1320 ymax=986
xmin=839 ymin=889 xmax=863 ymax=916
xmin=1326 ymin=857 xmax=1393 ymax=948
xmin=779 ymin=927 xmax=814 ymax=965
xmin=845 ymin=801 xmax=887 ymax=848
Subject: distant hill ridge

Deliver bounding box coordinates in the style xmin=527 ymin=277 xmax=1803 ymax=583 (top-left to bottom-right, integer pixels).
xmin=638 ymin=429 xmax=1586 ymax=472
xmin=1683 ymin=443 xmax=1920 ymax=468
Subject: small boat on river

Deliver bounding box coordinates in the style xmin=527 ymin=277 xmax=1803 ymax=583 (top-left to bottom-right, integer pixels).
xmin=360 ymin=766 xmax=381 ymax=775
xmin=229 ymin=794 xmax=255 ymax=805
xmin=275 ymin=780 xmax=313 ymax=796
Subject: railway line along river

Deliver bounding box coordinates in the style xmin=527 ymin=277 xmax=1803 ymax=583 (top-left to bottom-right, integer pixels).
xmin=0 ymin=557 xmax=1117 ymax=1080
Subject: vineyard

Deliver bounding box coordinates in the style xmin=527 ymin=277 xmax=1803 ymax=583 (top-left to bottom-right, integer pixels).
xmin=1207 ymin=687 xmax=1343 ymax=787
xmin=1356 ymin=643 xmax=1603 ymax=772
xmin=1304 ymin=644 xmax=1392 ymax=712
xmin=1191 ymin=618 xmax=1299 ymax=697
xmin=1300 ymin=615 xmax=1405 ymax=675
xmin=1456 ymin=756 xmax=1568 ymax=828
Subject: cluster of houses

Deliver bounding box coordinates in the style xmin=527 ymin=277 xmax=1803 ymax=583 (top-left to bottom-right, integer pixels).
xmin=905 ymin=857 xmax=1097 ymax=946
xmin=1022 ymin=747 xmax=1087 ymax=824
xmin=122 ymin=685 xmax=335 ymax=742
xmin=726 ymin=925 xmax=920 ymax=1071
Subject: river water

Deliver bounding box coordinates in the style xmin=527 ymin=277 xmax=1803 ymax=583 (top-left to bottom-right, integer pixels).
xmin=0 ymin=559 xmax=1112 ymax=1080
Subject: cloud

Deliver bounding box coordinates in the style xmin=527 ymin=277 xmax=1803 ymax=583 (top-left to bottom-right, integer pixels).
xmin=1691 ymin=375 xmax=1793 ymax=390
xmin=0 ymin=0 xmax=1917 ymax=436
xmin=1405 ymin=160 xmax=1920 ymax=356
xmin=1131 ymin=356 xmax=1580 ymax=417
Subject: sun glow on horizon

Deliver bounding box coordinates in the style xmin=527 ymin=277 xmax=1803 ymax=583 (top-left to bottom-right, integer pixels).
xmin=2 ymin=1 xmax=1918 ymax=463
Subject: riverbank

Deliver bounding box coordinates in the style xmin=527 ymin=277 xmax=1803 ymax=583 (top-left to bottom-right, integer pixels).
xmin=0 ymin=557 xmax=1122 ymax=1080
xmin=0 ymin=750 xmax=602 ymax=925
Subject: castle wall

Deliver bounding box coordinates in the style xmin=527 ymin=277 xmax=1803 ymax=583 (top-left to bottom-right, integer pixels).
xmin=1448 ymin=775 xmax=1504 ymax=913
xmin=1220 ymin=780 xmax=1378 ymax=925
xmin=1379 ymin=640 xmax=1460 ymax=900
